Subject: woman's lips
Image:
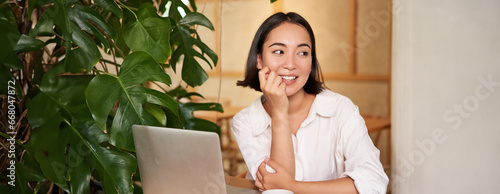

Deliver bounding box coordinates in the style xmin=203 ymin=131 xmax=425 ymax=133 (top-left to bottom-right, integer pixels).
xmin=280 ymin=75 xmax=297 ymax=81
xmin=280 ymin=75 xmax=297 ymax=85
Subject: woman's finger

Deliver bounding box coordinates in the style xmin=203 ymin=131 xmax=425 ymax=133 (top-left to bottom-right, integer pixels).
xmin=258 ymin=66 xmax=270 ymax=89
xmin=255 ymin=178 xmax=264 ymax=191
xmin=258 ymin=159 xmax=268 ymax=175
xmin=270 ymin=73 xmax=284 ymax=91
xmin=256 ymin=169 xmax=263 ymax=182
xmin=266 ymin=71 xmax=278 ymax=87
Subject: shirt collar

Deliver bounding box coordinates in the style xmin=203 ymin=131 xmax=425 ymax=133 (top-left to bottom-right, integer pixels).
xmin=300 ymin=90 xmax=335 ymax=127
xmin=313 ymin=89 xmax=335 ymax=117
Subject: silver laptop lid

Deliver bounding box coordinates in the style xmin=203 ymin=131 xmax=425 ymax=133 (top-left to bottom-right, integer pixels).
xmin=132 ymin=125 xmax=227 ymax=194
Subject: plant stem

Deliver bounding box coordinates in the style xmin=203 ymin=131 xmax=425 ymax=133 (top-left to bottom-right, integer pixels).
xmin=99 ymin=60 xmax=109 ymax=73
xmin=117 ymin=0 xmax=139 ymax=20
xmin=0 ymin=132 xmax=26 ymax=148
xmin=151 ymin=81 xmax=169 ymax=93
xmin=100 ymin=58 xmax=121 ymax=66
xmin=110 ymin=45 xmax=119 ymax=73
xmin=88 ymin=20 xmax=126 ymax=57
xmin=94 ymin=69 xmax=118 ymax=77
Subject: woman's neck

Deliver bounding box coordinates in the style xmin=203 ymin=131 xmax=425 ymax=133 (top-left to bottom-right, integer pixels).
xmin=287 ymin=90 xmax=313 ymax=114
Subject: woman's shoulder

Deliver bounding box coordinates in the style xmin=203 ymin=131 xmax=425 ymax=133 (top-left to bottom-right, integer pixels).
xmin=316 ymin=89 xmax=359 ymax=112
xmin=233 ymin=96 xmax=265 ymax=122
xmin=232 ymin=96 xmax=271 ymax=135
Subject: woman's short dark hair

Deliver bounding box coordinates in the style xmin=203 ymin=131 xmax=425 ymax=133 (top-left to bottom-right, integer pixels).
xmin=236 ymin=12 xmax=325 ymax=95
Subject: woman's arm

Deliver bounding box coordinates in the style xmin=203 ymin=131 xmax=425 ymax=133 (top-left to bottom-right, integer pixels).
xmin=258 ymin=158 xmax=358 ymax=194
xmin=258 ymin=67 xmax=295 ymax=177
xmin=291 ymin=178 xmax=357 ymax=194
xmin=269 ymin=107 xmax=295 ymax=174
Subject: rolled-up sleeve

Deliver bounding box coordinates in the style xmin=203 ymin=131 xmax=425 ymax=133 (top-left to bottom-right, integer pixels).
xmin=231 ymin=111 xmax=270 ymax=180
xmin=339 ymin=111 xmax=389 ymax=194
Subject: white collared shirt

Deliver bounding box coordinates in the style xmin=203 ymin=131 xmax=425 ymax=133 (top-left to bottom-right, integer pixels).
xmin=231 ymin=89 xmax=389 ymax=193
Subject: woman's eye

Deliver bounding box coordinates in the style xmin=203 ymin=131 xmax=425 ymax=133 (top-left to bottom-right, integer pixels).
xmin=272 ymin=50 xmax=284 ymax=54
xmin=298 ymin=52 xmax=309 ymax=56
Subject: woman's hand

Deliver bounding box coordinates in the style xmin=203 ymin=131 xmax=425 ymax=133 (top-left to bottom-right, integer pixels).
xmin=255 ymin=157 xmax=296 ymax=191
xmin=258 ymin=67 xmax=289 ymax=115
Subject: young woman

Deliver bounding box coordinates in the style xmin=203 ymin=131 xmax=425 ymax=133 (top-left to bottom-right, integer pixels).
xmin=232 ymin=12 xmax=388 ymax=193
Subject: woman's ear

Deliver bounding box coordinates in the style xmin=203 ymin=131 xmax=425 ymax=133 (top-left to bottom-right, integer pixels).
xmin=256 ymin=54 xmax=263 ymax=69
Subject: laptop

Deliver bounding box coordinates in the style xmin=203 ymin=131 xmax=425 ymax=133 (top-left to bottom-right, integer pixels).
xmin=132 ymin=125 xmax=259 ymax=194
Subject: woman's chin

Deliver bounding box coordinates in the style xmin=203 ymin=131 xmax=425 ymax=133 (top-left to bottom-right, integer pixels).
xmin=285 ymin=87 xmax=303 ymax=97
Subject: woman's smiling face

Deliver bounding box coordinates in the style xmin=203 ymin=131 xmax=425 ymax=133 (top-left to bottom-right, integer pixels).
xmin=257 ymin=22 xmax=313 ymax=97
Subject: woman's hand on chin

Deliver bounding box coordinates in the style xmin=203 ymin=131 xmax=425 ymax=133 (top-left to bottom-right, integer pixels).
xmin=258 ymin=67 xmax=289 ymax=115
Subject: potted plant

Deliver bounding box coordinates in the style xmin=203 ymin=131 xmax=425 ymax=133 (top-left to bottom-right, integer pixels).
xmin=0 ymin=0 xmax=222 ymax=193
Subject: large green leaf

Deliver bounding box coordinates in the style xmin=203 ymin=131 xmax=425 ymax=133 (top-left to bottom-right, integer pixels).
xmin=68 ymin=4 xmax=117 ymax=49
xmin=0 ymin=65 xmax=22 ymax=99
xmin=123 ymin=3 xmax=171 ymax=63
xmin=166 ymin=85 xmax=203 ymax=100
xmin=108 ymin=14 xmax=130 ymax=57
xmin=166 ymin=0 xmax=192 ymax=21
xmin=64 ymin=22 xmax=101 ymax=72
xmin=193 ymin=31 xmax=219 ymax=69
xmin=119 ymin=51 xmax=172 ymax=87
xmin=30 ymin=3 xmax=59 ymax=37
xmin=179 ymin=12 xmax=214 ymax=30
xmin=27 ymin=116 xmax=137 ymax=194
xmin=69 ymin=155 xmax=90 ymax=194
xmin=30 ymin=0 xmax=116 ymax=72
xmin=93 ymin=0 xmax=123 ymax=18
xmin=13 ymin=35 xmax=46 ymax=52
xmin=16 ymin=155 xmax=46 ymax=183
xmin=11 ymin=162 xmax=44 ymax=193
xmin=1 ymin=51 xmax=22 ymax=70
xmin=27 ymin=64 xmax=92 ymax=191
xmin=165 ymin=86 xmax=223 ymax=131
xmin=27 ymin=64 xmax=137 ymax=193
xmin=75 ymin=122 xmax=137 ymax=194
xmin=29 ymin=115 xmax=71 ymax=190
xmin=170 ymin=25 xmax=218 ymax=87
xmin=179 ymin=102 xmax=223 ymax=135
xmin=144 ymin=103 xmax=167 ymax=126
xmin=85 ymin=74 xmax=121 ymax=130
xmin=12 ymin=150 xmax=46 ymax=194
xmin=86 ymin=51 xmax=178 ymax=151
xmin=27 ymin=65 xmax=90 ymax=128
xmin=0 ymin=4 xmax=21 ymax=66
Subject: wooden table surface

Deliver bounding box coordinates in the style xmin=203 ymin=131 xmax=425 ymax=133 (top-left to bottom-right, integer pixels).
xmin=225 ymin=175 xmax=258 ymax=190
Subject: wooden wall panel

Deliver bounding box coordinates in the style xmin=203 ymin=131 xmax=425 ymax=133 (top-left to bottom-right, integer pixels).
xmin=356 ymin=0 xmax=391 ymax=75
xmin=325 ymin=80 xmax=389 ymax=116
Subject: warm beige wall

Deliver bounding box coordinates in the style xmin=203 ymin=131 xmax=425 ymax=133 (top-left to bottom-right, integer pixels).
xmin=194 ymin=0 xmax=391 ymax=118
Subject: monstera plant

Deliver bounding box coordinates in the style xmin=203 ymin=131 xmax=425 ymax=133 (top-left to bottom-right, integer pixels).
xmin=0 ymin=0 xmax=222 ymax=193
